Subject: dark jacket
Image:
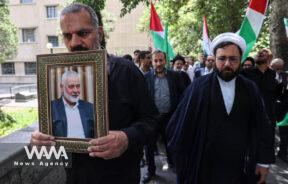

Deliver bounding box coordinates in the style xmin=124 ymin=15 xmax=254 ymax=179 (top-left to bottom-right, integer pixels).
xmin=167 ymin=73 xmax=274 ymax=184
xmin=66 ymin=55 xmax=158 ymax=184
xmin=51 ymin=97 xmax=94 ymax=138
xmin=144 ymin=69 xmax=189 ymax=113
xmin=275 ymin=72 xmax=288 ymax=121
xmin=241 ymin=67 xmax=278 ymax=124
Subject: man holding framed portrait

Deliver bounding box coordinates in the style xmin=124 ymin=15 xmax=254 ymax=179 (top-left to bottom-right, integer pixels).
xmin=31 ymin=3 xmax=158 ymax=184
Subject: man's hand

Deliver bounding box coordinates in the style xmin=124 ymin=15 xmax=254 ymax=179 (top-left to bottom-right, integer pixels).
xmin=255 ymin=165 xmax=269 ymax=184
xmin=88 ymin=131 xmax=128 ymax=160
xmin=30 ymin=131 xmax=55 ymax=146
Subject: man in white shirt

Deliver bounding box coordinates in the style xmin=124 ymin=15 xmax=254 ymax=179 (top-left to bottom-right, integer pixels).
xmin=51 ymin=70 xmax=94 ymax=138
xmin=194 ymin=55 xmax=215 ymax=79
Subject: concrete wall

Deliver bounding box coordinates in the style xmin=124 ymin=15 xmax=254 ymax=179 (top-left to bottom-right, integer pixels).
xmin=0 ymin=123 xmax=66 ymax=184
xmin=105 ymin=0 xmax=150 ymax=56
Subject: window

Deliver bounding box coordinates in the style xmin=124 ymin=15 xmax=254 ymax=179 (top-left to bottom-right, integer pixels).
xmin=1 ymin=63 xmax=15 ymax=75
xmin=20 ymin=0 xmax=33 ymax=4
xmin=22 ymin=28 xmax=36 ymax=42
xmin=47 ymin=6 xmax=57 ymax=18
xmin=48 ymin=36 xmax=59 ymax=47
xmin=25 ymin=62 xmax=36 ymax=75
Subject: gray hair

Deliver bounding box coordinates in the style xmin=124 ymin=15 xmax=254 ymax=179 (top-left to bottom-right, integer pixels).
xmin=61 ymin=3 xmax=99 ymax=28
xmin=271 ymin=58 xmax=284 ymax=66
xmin=61 ymin=70 xmax=80 ymax=85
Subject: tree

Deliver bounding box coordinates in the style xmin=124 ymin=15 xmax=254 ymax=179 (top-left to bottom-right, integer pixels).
xmin=77 ymin=0 xmax=273 ymax=58
xmin=134 ymin=0 xmax=247 ymax=56
xmin=270 ymin=0 xmax=288 ymax=69
xmin=0 ymin=0 xmax=18 ymax=63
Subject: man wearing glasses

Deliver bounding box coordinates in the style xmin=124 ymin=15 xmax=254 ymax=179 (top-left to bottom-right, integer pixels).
xmin=167 ymin=32 xmax=274 ymax=184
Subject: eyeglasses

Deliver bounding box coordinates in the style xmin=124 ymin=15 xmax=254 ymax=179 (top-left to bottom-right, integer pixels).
xmin=207 ymin=59 xmax=215 ymax=62
xmin=216 ymin=56 xmax=240 ymax=64
xmin=62 ymin=29 xmax=94 ymax=41
xmin=243 ymin=64 xmax=253 ymax=68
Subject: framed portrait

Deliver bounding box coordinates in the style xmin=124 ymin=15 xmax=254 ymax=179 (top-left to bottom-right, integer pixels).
xmin=37 ymin=50 xmax=109 ymax=153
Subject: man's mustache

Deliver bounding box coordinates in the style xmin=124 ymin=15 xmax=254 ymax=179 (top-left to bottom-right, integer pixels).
xmin=71 ymin=45 xmax=89 ymax=52
xmin=222 ymin=67 xmax=233 ymax=72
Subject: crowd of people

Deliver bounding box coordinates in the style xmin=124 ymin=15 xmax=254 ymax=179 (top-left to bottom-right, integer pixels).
xmin=30 ymin=2 xmax=288 ymax=184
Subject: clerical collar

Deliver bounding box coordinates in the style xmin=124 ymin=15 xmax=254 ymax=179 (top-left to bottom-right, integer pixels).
xmin=217 ymin=76 xmax=236 ymax=114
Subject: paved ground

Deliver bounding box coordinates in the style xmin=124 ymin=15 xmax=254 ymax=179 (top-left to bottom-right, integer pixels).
xmin=140 ymin=149 xmax=288 ymax=184
xmin=1 ymin=98 xmax=288 ymax=184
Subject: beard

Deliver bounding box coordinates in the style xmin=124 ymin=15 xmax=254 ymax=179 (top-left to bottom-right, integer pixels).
xmin=216 ymin=67 xmax=239 ymax=82
xmin=63 ymin=91 xmax=79 ymax=103
xmin=255 ymin=59 xmax=267 ymax=65
xmin=71 ymin=45 xmax=89 ymax=52
xmin=155 ymin=67 xmax=165 ymax=74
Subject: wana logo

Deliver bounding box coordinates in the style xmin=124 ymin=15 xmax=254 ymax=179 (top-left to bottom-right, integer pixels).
xmin=24 ymin=146 xmax=68 ymax=160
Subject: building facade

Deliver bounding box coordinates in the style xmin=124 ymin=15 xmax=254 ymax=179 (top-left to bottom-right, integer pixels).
xmin=1 ymin=0 xmax=149 ymax=84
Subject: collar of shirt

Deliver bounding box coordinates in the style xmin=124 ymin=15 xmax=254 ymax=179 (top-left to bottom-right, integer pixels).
xmin=217 ymin=76 xmax=236 ymax=114
xmin=62 ymin=97 xmax=79 ymax=110
xmin=204 ymin=67 xmax=213 ymax=74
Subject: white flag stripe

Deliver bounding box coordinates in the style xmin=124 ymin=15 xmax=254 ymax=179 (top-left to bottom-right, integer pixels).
xmin=155 ymin=31 xmax=165 ymax=39
xmin=246 ymin=8 xmax=266 ymax=36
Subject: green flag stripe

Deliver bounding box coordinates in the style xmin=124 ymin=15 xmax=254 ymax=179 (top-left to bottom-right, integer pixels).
xmin=239 ymin=17 xmax=257 ymax=61
xmin=239 ymin=17 xmax=257 ymax=44
xmin=151 ymin=30 xmax=175 ymax=63
xmin=284 ymin=18 xmax=288 ymax=26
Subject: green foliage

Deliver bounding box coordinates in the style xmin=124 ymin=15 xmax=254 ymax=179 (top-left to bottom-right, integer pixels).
xmin=124 ymin=0 xmax=249 ymax=56
xmin=119 ymin=0 xmax=150 ymax=17
xmin=73 ymin=0 xmax=271 ymax=57
xmin=0 ymin=0 xmax=18 ymax=63
xmin=74 ymin=0 xmax=105 ymax=13
xmin=0 ymin=108 xmax=38 ymax=137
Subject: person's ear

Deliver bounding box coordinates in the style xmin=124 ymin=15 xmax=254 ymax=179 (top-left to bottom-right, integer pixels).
xmin=97 ymin=26 xmax=104 ymax=44
xmin=60 ymin=84 xmax=64 ymax=91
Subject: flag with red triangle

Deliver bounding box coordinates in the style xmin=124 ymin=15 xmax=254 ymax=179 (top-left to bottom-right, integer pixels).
xmin=150 ymin=2 xmax=175 ymax=64
xmin=202 ymin=16 xmax=212 ymax=56
xmin=238 ymin=0 xmax=269 ymax=61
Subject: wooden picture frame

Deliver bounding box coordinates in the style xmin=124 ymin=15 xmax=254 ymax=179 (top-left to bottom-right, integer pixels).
xmin=37 ymin=50 xmax=109 ymax=153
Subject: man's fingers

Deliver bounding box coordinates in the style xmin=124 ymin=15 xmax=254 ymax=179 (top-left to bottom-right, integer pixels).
xmin=31 ymin=131 xmax=54 ymax=141
xmin=87 ymin=143 xmax=112 ymax=153
xmin=31 ymin=139 xmax=55 ymax=146
xmin=89 ymin=134 xmax=116 ymax=145
xmin=30 ymin=131 xmax=55 ymax=146
xmin=89 ymin=150 xmax=115 ymax=160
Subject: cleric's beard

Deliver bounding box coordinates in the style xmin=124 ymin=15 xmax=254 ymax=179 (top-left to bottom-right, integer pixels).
xmin=216 ymin=67 xmax=239 ymax=82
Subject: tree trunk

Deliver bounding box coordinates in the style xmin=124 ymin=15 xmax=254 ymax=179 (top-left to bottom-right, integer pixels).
xmin=270 ymin=0 xmax=288 ymax=70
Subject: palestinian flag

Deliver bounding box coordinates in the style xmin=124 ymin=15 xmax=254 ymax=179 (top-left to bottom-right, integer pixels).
xmin=150 ymin=2 xmax=175 ymax=65
xmin=284 ymin=18 xmax=288 ymax=37
xmin=202 ymin=16 xmax=212 ymax=56
xmin=277 ymin=113 xmax=288 ymax=127
xmin=238 ymin=0 xmax=269 ymax=61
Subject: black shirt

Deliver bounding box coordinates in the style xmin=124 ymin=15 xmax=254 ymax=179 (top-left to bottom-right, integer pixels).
xmin=66 ymin=55 xmax=158 ymax=184
xmin=241 ymin=67 xmax=278 ymax=124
